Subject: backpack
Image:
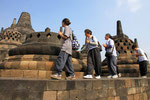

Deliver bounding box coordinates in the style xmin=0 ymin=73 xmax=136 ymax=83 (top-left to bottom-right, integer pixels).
xmin=144 ymin=52 xmax=148 ymax=59
xmin=98 ymin=41 xmax=102 ymax=52
xmin=72 ymin=32 xmax=80 ymax=50
xmin=92 ymin=36 xmax=102 ymax=52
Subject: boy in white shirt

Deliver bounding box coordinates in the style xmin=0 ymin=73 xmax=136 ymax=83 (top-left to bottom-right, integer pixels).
xmin=103 ymin=33 xmax=118 ymax=78
xmin=133 ymin=45 xmax=148 ymax=78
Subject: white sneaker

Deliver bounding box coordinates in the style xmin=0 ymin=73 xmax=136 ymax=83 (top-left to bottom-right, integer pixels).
xmin=112 ymin=75 xmax=118 ymax=79
xmin=142 ymin=76 xmax=147 ymax=78
xmin=118 ymin=73 xmax=121 ymax=77
xmin=95 ymin=75 xmax=101 ymax=79
xmin=107 ymin=75 xmax=112 ymax=78
xmin=84 ymin=75 xmax=93 ymax=79
xmin=51 ymin=74 xmax=62 ymax=80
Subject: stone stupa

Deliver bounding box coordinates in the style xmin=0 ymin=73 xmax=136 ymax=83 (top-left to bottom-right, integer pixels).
xmin=0 ymin=12 xmax=86 ymax=79
xmin=102 ymin=20 xmax=150 ymax=77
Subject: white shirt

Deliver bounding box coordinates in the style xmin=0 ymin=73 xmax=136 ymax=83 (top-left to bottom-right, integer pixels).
xmin=136 ymin=48 xmax=148 ymax=62
xmin=106 ymin=38 xmax=117 ymax=57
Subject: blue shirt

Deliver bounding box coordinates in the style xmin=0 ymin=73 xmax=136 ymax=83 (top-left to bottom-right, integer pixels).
xmin=83 ymin=35 xmax=99 ymax=51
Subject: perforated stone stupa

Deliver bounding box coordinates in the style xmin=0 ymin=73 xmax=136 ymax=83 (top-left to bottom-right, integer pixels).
xmin=102 ymin=20 xmax=150 ymax=77
xmin=0 ymin=12 xmax=86 ymax=79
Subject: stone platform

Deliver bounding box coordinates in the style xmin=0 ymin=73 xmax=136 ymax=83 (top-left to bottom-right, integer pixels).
xmin=0 ymin=77 xmax=150 ymax=100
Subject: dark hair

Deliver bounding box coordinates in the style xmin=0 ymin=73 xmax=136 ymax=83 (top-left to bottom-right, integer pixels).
xmin=132 ymin=45 xmax=138 ymax=49
xmin=84 ymin=29 xmax=92 ymax=35
xmin=106 ymin=33 xmax=112 ymax=39
xmin=62 ymin=18 xmax=71 ymax=25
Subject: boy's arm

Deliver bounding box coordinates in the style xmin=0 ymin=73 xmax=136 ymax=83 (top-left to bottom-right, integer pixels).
xmin=81 ymin=37 xmax=88 ymax=52
xmin=81 ymin=44 xmax=87 ymax=52
xmin=59 ymin=32 xmax=68 ymax=39
xmin=106 ymin=40 xmax=114 ymax=48
xmin=59 ymin=27 xmax=70 ymax=39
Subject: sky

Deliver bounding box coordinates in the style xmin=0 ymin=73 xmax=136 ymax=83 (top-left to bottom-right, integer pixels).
xmin=0 ymin=0 xmax=150 ymax=60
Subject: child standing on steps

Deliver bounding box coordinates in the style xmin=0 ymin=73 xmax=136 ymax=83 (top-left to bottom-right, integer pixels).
xmin=133 ymin=45 xmax=148 ymax=78
xmin=51 ymin=18 xmax=75 ymax=80
xmin=81 ymin=29 xmax=102 ymax=79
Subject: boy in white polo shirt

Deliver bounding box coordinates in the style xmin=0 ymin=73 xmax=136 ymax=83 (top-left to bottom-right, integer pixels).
xmin=133 ymin=45 xmax=148 ymax=78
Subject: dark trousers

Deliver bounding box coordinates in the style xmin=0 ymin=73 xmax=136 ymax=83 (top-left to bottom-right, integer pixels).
xmin=107 ymin=56 xmax=117 ymax=76
xmin=55 ymin=51 xmax=74 ymax=76
xmin=116 ymin=65 xmax=120 ymax=74
xmin=86 ymin=48 xmax=101 ymax=76
xmin=139 ymin=61 xmax=148 ymax=76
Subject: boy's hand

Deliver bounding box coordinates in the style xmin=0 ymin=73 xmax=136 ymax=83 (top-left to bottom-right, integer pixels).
xmin=86 ymin=40 xmax=90 ymax=44
xmin=58 ymin=31 xmax=63 ymax=36
xmin=103 ymin=44 xmax=107 ymax=48
xmin=134 ymin=52 xmax=139 ymax=57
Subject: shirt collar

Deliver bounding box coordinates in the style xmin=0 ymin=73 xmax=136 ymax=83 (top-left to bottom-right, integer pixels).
xmin=108 ymin=38 xmax=111 ymax=41
xmin=89 ymin=35 xmax=93 ymax=39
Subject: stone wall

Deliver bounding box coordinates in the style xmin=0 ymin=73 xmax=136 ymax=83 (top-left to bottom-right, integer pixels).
xmin=0 ymin=78 xmax=150 ymax=100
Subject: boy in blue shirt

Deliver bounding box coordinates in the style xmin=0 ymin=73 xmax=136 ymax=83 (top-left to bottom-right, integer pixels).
xmin=81 ymin=29 xmax=101 ymax=79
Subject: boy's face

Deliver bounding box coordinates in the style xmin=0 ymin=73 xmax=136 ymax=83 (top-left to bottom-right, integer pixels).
xmin=62 ymin=22 xmax=65 ymax=27
xmin=85 ymin=33 xmax=90 ymax=37
xmin=105 ymin=35 xmax=109 ymax=40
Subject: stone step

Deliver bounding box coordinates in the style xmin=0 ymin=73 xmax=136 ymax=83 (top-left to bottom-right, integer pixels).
xmin=0 ymin=69 xmax=150 ymax=79
xmin=0 ymin=60 xmax=84 ymax=72
xmin=0 ymin=69 xmax=84 ymax=79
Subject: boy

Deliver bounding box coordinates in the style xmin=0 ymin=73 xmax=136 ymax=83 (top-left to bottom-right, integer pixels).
xmin=81 ymin=29 xmax=101 ymax=79
xmin=51 ymin=18 xmax=75 ymax=80
xmin=103 ymin=33 xmax=118 ymax=78
xmin=133 ymin=45 xmax=148 ymax=78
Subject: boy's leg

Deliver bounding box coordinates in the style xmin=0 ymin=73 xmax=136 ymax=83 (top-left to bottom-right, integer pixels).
xmin=107 ymin=57 xmax=113 ymax=76
xmin=139 ymin=61 xmax=148 ymax=76
xmin=92 ymin=48 xmax=101 ymax=76
xmin=110 ymin=56 xmax=117 ymax=76
xmin=65 ymin=55 xmax=74 ymax=76
xmin=139 ymin=62 xmax=143 ymax=76
xmin=55 ymin=51 xmax=68 ymax=75
xmin=143 ymin=61 xmax=148 ymax=76
xmin=116 ymin=65 xmax=119 ymax=74
xmin=86 ymin=50 xmax=94 ymax=75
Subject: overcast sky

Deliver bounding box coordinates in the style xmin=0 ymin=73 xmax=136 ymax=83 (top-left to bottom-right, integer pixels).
xmin=0 ymin=0 xmax=150 ymax=60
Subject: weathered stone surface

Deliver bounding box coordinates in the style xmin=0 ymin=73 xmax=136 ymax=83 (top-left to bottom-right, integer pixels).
xmin=0 ymin=78 xmax=149 ymax=100
xmin=128 ymin=95 xmax=134 ymax=100
xmin=57 ymin=91 xmax=69 ymax=100
xmin=47 ymin=80 xmax=66 ymax=91
xmin=128 ymin=88 xmax=137 ymax=95
xmin=0 ymin=70 xmax=11 ymax=77
xmin=23 ymin=70 xmax=38 ymax=78
xmin=43 ymin=91 xmax=56 ymax=100
xmin=116 ymin=88 xmax=128 ymax=96
xmin=69 ymin=90 xmax=86 ymax=100
xmin=11 ymin=70 xmax=23 ymax=77
xmin=108 ymin=88 xmax=117 ymax=96
xmin=39 ymin=71 xmax=47 ymax=79
xmin=92 ymin=80 xmax=102 ymax=89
